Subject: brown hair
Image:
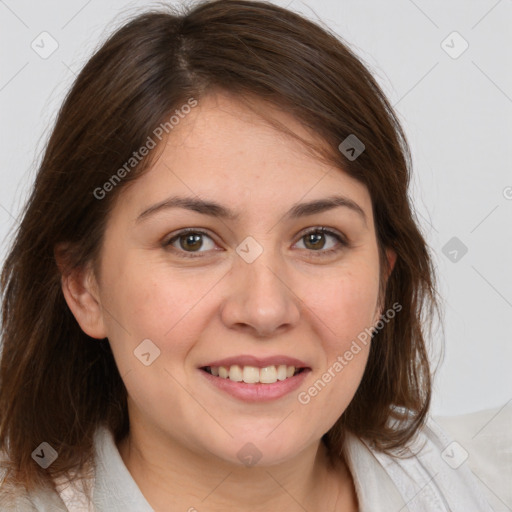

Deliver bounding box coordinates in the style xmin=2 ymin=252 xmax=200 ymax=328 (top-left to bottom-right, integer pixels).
xmin=0 ymin=0 xmax=441 ymax=496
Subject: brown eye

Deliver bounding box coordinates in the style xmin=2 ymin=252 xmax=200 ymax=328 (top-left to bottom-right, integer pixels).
xmin=164 ymin=229 xmax=217 ymax=258
xmin=303 ymin=231 xmax=327 ymax=250
xmin=164 ymin=226 xmax=348 ymax=260
xmin=296 ymin=227 xmax=347 ymax=256
xmin=178 ymin=233 xmax=203 ymax=251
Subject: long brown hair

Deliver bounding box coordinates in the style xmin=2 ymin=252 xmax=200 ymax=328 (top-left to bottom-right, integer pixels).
xmin=0 ymin=0 xmax=441 ymax=495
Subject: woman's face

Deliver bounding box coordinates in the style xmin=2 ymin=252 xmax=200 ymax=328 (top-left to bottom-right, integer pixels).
xmin=84 ymin=92 xmax=394 ymax=466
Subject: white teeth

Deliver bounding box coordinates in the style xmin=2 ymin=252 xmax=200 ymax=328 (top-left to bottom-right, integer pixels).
xmin=260 ymin=366 xmax=277 ymax=384
xmin=242 ymin=365 xmax=260 ymax=384
xmin=276 ymin=364 xmax=288 ymax=381
xmin=207 ymin=364 xmax=300 ymax=384
xmin=229 ymin=364 xmax=243 ymax=382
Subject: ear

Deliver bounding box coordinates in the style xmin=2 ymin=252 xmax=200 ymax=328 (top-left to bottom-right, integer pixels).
xmin=55 ymin=244 xmax=107 ymax=340
xmin=372 ymin=247 xmax=398 ymax=325
xmin=385 ymin=247 xmax=397 ymax=280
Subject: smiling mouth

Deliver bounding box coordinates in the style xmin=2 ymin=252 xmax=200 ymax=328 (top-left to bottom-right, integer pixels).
xmin=201 ymin=364 xmax=307 ymax=384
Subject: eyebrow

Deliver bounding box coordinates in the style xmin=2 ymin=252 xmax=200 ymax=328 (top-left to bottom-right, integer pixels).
xmin=136 ymin=194 xmax=367 ymax=226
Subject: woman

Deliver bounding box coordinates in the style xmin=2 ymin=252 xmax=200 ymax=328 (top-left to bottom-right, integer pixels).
xmin=0 ymin=0 xmax=509 ymax=510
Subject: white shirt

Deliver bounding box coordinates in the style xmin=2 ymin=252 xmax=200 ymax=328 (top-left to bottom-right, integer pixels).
xmin=3 ymin=403 xmax=511 ymax=511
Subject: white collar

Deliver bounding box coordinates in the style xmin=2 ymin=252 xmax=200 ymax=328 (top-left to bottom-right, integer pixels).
xmin=55 ymin=419 xmax=494 ymax=511
xmin=343 ymin=419 xmax=494 ymax=512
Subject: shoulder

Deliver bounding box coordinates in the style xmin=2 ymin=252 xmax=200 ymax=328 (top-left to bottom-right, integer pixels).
xmin=0 ymin=482 xmax=37 ymax=511
xmin=0 ymin=454 xmax=36 ymax=511
xmin=350 ymin=406 xmax=509 ymax=511
xmin=0 ymin=479 xmax=69 ymax=512
xmin=0 ymin=454 xmax=70 ymax=511
xmin=433 ymin=402 xmax=512 ymax=510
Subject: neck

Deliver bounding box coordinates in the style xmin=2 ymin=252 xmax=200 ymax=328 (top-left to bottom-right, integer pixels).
xmin=117 ymin=423 xmax=348 ymax=511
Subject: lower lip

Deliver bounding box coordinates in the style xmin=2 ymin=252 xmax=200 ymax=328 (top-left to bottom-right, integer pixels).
xmin=199 ymin=368 xmax=311 ymax=402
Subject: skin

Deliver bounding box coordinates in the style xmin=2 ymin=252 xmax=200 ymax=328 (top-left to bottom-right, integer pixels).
xmin=61 ymin=91 xmax=396 ymax=511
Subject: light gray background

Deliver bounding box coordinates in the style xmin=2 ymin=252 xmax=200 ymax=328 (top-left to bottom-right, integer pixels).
xmin=0 ymin=0 xmax=511 ymax=416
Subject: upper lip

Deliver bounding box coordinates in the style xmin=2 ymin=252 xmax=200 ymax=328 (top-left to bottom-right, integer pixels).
xmin=201 ymin=355 xmax=310 ymax=369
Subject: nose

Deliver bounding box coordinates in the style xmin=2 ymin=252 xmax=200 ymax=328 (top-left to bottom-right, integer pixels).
xmin=220 ymin=250 xmax=301 ymax=338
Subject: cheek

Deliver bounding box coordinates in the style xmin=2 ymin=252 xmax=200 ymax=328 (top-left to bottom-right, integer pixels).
xmin=299 ymin=294 xmax=373 ymax=431
xmin=299 ymin=262 xmax=378 ymax=410
xmin=99 ymin=256 xmax=227 ymax=376
xmin=307 ymin=263 xmax=380 ymax=342
xmin=100 ymin=247 xmax=197 ymax=333
xmin=99 ymin=266 xmax=204 ymax=423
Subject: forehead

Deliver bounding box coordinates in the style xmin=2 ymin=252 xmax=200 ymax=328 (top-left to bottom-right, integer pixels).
xmin=116 ymin=92 xmax=373 ymax=224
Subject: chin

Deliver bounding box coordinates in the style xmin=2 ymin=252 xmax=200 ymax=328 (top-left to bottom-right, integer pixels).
xmin=222 ymin=433 xmax=312 ymax=468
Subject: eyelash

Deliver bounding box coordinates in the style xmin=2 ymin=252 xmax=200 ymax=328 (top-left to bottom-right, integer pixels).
xmin=163 ymin=227 xmax=349 ymax=259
